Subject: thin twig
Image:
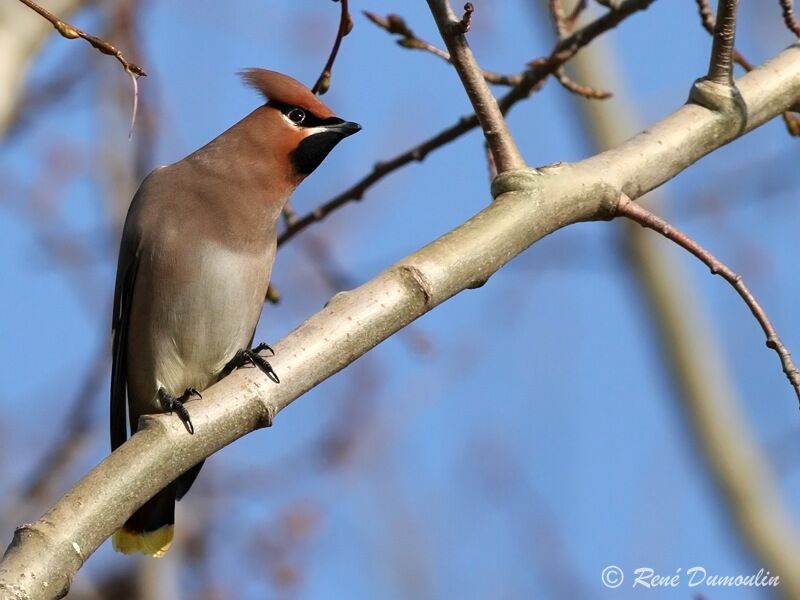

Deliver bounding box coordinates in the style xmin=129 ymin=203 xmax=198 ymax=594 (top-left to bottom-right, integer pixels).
xmin=363 ymin=11 xmax=521 ymax=86
xmin=294 ymin=1 xmax=354 ymax=248
xmin=549 ymin=0 xmax=568 ymax=37
xmin=282 ymin=203 xmax=300 ymax=228
xmin=706 ymin=0 xmax=740 ymax=85
xmin=617 ymin=194 xmax=800 ymax=405
xmin=427 ymin=0 xmax=525 ymax=172
xmin=553 ymin=66 xmax=612 ymax=99
xmin=17 ymin=0 xmax=145 ymax=137
xmin=16 ymin=0 xmax=146 ymax=77
xmin=694 ymin=0 xmax=753 ymax=69
xmin=779 ymin=0 xmax=800 ymax=36
xmin=695 ymin=0 xmax=715 ymax=34
xmin=784 ymin=112 xmax=800 ymax=135
xmin=279 ymin=0 xmax=656 ymax=246
xmin=278 ymin=113 xmax=480 ymax=247
xmin=311 ymin=0 xmax=352 ymax=94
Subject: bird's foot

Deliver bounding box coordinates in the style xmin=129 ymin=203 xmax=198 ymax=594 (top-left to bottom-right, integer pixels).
xmin=230 ymin=343 xmax=280 ymax=383
xmin=157 ymin=387 xmax=201 ymax=434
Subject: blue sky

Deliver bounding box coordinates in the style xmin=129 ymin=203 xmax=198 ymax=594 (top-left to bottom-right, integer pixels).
xmin=1 ymin=1 xmax=799 ymax=598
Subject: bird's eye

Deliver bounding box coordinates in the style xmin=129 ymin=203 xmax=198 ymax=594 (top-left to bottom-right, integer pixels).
xmin=287 ymin=108 xmax=306 ymax=124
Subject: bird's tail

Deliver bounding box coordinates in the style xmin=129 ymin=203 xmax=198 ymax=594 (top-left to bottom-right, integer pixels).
xmin=112 ymin=484 xmax=176 ymax=558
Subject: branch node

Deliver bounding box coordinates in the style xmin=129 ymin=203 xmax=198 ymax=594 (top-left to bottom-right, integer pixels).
xmin=490 ymin=168 xmax=542 ymax=198
xmin=54 ymin=20 xmax=79 ymax=39
xmin=689 ymin=77 xmax=745 ymax=121
xmin=398 ymin=264 xmax=433 ymax=308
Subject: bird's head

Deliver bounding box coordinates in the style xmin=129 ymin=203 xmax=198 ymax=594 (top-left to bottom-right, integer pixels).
xmin=240 ymin=68 xmax=361 ymax=179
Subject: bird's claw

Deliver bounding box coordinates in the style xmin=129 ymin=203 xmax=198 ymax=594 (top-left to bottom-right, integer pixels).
xmin=157 ymin=387 xmax=198 ymax=434
xmin=231 ymin=344 xmax=280 ymax=383
xmin=251 ymin=342 xmax=275 ymax=357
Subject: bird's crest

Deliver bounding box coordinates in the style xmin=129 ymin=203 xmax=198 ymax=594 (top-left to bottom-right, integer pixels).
xmin=240 ymin=68 xmax=334 ymax=119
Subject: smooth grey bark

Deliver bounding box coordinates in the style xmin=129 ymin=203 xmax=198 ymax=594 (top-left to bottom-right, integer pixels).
xmin=1 ymin=42 xmax=799 ymax=600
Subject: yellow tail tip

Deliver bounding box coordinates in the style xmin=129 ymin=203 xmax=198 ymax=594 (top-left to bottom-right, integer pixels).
xmin=112 ymin=525 xmax=173 ymax=557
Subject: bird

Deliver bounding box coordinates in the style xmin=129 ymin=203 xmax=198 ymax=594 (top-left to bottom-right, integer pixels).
xmin=110 ymin=68 xmax=360 ymax=557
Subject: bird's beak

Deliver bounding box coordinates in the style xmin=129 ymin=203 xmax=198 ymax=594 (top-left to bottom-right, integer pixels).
xmin=323 ymin=119 xmax=362 ymax=137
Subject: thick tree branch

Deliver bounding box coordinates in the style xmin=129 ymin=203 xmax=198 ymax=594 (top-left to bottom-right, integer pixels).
xmin=1 ymin=42 xmax=799 ymax=599
xmin=426 ymin=0 xmax=525 ymax=172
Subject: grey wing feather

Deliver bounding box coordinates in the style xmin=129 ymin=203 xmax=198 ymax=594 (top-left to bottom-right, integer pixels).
xmin=110 ymin=232 xmax=140 ymax=451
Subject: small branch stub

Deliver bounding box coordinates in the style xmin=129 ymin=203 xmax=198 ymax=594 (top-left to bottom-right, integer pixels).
xmin=450 ymin=2 xmax=474 ymax=34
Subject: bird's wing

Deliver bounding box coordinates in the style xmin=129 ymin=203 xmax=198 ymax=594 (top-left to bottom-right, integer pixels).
xmin=110 ymin=223 xmax=140 ymax=451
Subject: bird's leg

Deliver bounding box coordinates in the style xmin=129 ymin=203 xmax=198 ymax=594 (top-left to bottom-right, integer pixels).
xmin=228 ymin=343 xmax=280 ymax=383
xmin=157 ymin=387 xmax=201 ymax=435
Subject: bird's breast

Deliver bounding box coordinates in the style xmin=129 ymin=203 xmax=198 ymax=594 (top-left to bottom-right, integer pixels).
xmin=127 ymin=239 xmax=273 ymax=411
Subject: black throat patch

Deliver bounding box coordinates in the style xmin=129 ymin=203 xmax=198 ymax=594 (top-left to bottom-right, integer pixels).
xmin=290 ymin=131 xmax=346 ymax=177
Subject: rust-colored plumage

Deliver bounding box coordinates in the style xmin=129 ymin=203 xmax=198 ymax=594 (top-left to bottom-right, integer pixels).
xmin=240 ymin=68 xmax=334 ymax=119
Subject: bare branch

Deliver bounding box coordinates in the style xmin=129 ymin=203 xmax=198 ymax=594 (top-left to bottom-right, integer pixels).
xmin=278 ymin=113 xmax=481 ymax=247
xmin=694 ymin=0 xmax=752 ymax=69
xmin=16 ymin=0 xmax=145 ymax=77
xmin=279 ymin=0 xmax=656 ymax=246
xmin=784 ymin=111 xmax=800 ymax=135
xmin=564 ymin=0 xmax=589 ymax=29
xmin=311 ymin=0 xmax=352 ymax=95
xmin=363 ymin=11 xmax=521 ymax=86
xmin=779 ymin=0 xmax=800 ymax=37
xmin=550 ymin=0 xmax=589 ymax=35
xmin=695 ymin=0 xmax=715 ymax=34
xmin=426 ymin=0 xmax=525 ymax=172
xmin=553 ymin=65 xmax=612 ymax=99
xmin=706 ymin=0 xmax=740 ymax=85
xmin=616 ymin=194 xmax=800 ymax=403
xmin=549 ymin=0 xmax=569 ymax=37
